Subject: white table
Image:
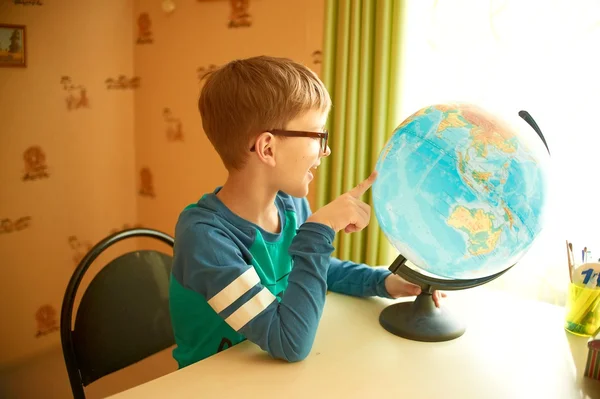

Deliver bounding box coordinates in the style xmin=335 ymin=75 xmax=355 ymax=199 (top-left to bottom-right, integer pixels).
xmin=109 ymin=287 xmax=600 ymax=399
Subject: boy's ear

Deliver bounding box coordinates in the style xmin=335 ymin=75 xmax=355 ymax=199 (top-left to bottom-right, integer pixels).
xmin=254 ymin=132 xmax=277 ymax=166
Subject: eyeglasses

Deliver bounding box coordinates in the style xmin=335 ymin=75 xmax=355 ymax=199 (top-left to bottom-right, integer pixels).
xmin=250 ymin=129 xmax=329 ymax=153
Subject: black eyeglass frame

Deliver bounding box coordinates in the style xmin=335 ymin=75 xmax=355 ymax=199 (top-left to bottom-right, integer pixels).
xmin=249 ymin=129 xmax=329 ymax=153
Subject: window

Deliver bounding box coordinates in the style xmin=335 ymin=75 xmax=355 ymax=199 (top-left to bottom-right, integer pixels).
xmin=399 ymin=0 xmax=600 ymax=304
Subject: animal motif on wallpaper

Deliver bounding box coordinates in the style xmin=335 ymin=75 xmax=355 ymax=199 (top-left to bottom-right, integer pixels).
xmin=312 ymin=50 xmax=323 ymax=65
xmin=139 ymin=167 xmax=155 ymax=197
xmin=109 ymin=223 xmax=144 ymax=235
xmin=163 ymin=108 xmax=184 ymax=142
xmin=137 ymin=12 xmax=154 ymax=44
xmin=0 ymin=216 xmax=32 ymax=235
xmin=197 ymin=64 xmax=219 ymax=82
xmin=14 ymin=0 xmax=43 ymax=4
xmin=68 ymin=235 xmax=93 ymax=267
xmin=60 ymin=76 xmax=90 ymax=110
xmin=35 ymin=304 xmax=59 ymax=338
xmin=229 ymin=0 xmax=251 ymax=28
xmin=105 ymin=75 xmax=141 ymax=90
xmin=22 ymin=145 xmax=49 ymax=181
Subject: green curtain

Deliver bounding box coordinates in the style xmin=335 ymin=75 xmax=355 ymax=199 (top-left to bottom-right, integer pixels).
xmin=315 ymin=0 xmax=404 ymax=267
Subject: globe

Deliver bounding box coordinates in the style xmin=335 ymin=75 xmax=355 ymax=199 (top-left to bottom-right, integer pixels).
xmin=374 ymin=103 xmax=550 ymax=342
xmin=373 ymin=103 xmax=549 ymax=280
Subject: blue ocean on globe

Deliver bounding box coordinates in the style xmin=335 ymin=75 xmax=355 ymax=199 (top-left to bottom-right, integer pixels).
xmin=373 ymin=103 xmax=548 ymax=279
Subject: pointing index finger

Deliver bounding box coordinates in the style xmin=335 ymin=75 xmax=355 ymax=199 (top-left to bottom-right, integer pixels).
xmin=348 ymin=171 xmax=378 ymax=198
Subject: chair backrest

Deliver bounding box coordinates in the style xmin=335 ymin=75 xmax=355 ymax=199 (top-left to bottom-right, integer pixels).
xmin=60 ymin=228 xmax=175 ymax=399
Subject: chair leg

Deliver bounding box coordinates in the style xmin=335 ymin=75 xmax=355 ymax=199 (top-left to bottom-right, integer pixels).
xmin=70 ymin=381 xmax=86 ymax=399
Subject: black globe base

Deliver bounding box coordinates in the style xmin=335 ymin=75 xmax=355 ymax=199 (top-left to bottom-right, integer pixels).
xmin=380 ymin=254 xmax=513 ymax=342
xmin=379 ymin=292 xmax=466 ymax=342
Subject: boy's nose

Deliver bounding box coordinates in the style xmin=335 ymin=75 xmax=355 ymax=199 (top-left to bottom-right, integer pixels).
xmin=322 ymin=145 xmax=331 ymax=157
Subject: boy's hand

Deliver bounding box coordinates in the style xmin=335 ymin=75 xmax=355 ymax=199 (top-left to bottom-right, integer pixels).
xmin=307 ymin=171 xmax=377 ymax=233
xmin=384 ymin=274 xmax=447 ymax=308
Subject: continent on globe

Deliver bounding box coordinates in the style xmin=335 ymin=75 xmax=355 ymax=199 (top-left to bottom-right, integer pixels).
xmin=436 ymin=111 xmax=467 ymax=136
xmin=459 ymin=106 xmax=518 ymax=157
xmin=447 ymin=206 xmax=502 ymax=256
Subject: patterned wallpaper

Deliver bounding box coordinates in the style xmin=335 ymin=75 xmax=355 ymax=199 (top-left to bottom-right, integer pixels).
xmin=1 ymin=0 xmax=138 ymax=368
xmin=0 ymin=0 xmax=325 ymax=369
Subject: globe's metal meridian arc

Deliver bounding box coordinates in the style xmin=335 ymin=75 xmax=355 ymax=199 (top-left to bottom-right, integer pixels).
xmin=388 ymin=254 xmax=515 ymax=293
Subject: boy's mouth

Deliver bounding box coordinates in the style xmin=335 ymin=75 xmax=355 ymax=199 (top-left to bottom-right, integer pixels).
xmin=307 ymin=164 xmax=319 ymax=180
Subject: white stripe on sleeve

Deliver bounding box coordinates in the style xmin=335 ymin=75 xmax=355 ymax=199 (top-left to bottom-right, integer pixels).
xmin=207 ymin=267 xmax=260 ymax=313
xmin=225 ymin=287 xmax=277 ymax=331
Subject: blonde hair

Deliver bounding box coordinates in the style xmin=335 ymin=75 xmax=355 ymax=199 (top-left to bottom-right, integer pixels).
xmin=198 ymin=55 xmax=331 ymax=170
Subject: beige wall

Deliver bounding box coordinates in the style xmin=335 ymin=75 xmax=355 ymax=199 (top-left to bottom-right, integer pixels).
xmin=0 ymin=0 xmax=324 ymax=397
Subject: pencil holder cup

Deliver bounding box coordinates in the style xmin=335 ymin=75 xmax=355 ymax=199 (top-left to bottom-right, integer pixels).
xmin=565 ymin=283 xmax=600 ymax=336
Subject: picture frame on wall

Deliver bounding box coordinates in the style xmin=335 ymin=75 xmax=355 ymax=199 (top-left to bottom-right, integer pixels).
xmin=0 ymin=24 xmax=27 ymax=68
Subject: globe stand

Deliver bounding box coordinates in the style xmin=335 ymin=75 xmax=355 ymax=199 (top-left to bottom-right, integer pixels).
xmin=380 ymin=290 xmax=466 ymax=342
xmin=379 ymin=254 xmax=513 ymax=342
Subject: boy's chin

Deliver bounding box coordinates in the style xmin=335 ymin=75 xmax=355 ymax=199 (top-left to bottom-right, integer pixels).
xmin=283 ymin=184 xmax=310 ymax=198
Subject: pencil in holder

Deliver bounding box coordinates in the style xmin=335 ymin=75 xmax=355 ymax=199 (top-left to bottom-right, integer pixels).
xmin=564 ymin=283 xmax=600 ymax=336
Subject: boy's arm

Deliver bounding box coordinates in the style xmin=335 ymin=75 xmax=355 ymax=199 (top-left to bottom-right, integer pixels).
xmin=327 ymin=258 xmax=428 ymax=300
xmin=327 ymin=257 xmax=393 ymax=298
xmin=177 ymin=221 xmax=334 ymax=363
xmin=296 ymin=196 xmax=392 ymax=298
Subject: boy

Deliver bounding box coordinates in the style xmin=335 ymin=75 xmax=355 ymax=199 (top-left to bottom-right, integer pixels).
xmin=169 ymin=55 xmax=444 ymax=368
